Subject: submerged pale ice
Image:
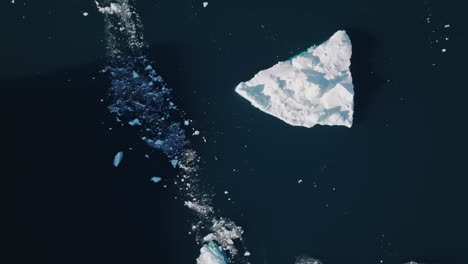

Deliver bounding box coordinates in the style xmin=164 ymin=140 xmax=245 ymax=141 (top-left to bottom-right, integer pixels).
xmin=235 ymin=30 xmax=354 ymax=128
xmin=197 ymin=241 xmax=229 ymax=264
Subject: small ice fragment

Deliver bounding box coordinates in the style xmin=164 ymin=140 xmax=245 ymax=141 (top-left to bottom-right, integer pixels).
xmin=11 ymin=0 xmax=15 ymax=4
xmin=145 ymin=65 xmax=153 ymax=70
xmin=244 ymin=251 xmax=251 ymax=257
xmin=144 ymin=154 xmax=149 ymax=158
xmin=133 ymin=71 xmax=139 ymax=78
xmin=442 ymin=48 xmax=447 ymax=53
xmin=193 ymin=130 xmax=200 ymax=136
xmin=150 ymin=177 xmax=162 ymax=183
xmin=184 ymin=120 xmax=190 ymax=126
xmin=298 ymin=179 xmax=303 ymax=184
xmin=113 ymin=151 xmax=123 ymax=167
xmin=203 ymin=2 xmax=208 ymax=8
xmin=155 ymin=140 xmax=164 ymax=146
xmin=224 ymin=191 xmax=229 ymax=195
xmin=83 ymin=12 xmax=89 ymax=16
xmin=444 ymin=24 xmax=450 ymax=28
xmin=128 ymin=118 xmax=141 ymax=126
xmin=171 ymin=159 xmax=178 ymax=168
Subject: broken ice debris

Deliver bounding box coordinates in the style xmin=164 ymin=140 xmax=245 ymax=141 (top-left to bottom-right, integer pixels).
xmin=95 ymin=1 xmax=123 ymax=14
xmin=203 ymin=2 xmax=209 ymax=8
xmin=235 ymin=30 xmax=354 ymax=128
xmin=171 ymin=159 xmax=178 ymax=168
xmin=113 ymin=151 xmax=123 ymax=167
xmin=150 ymin=177 xmax=162 ymax=183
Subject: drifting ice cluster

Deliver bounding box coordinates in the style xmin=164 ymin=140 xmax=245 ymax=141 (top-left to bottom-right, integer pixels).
xmin=236 ymin=30 xmax=354 ymax=128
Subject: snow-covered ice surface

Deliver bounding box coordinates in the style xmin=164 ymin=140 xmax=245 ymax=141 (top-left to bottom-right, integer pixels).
xmin=96 ymin=1 xmax=248 ymax=263
xmin=197 ymin=241 xmax=229 ymax=264
xmin=236 ymin=30 xmax=354 ymax=128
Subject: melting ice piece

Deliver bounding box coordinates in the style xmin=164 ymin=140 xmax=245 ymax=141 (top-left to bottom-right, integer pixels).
xmin=113 ymin=151 xmax=123 ymax=167
xmin=196 ymin=241 xmax=229 ymax=264
xmin=150 ymin=177 xmax=162 ymax=183
xmin=235 ymin=30 xmax=354 ymax=128
xmin=203 ymin=2 xmax=209 ymax=8
xmin=171 ymin=159 xmax=178 ymax=168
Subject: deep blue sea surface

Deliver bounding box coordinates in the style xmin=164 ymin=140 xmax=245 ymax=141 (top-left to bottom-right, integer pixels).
xmin=2 ymin=0 xmax=467 ymax=263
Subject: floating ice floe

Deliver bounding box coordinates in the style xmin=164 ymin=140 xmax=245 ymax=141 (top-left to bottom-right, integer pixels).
xmin=203 ymin=2 xmax=209 ymax=8
xmin=236 ymin=30 xmax=354 ymax=128
xmin=128 ymin=118 xmax=142 ymax=126
xmin=196 ymin=241 xmax=229 ymax=264
xmin=171 ymin=159 xmax=178 ymax=168
xmin=150 ymin=177 xmax=162 ymax=183
xmin=83 ymin=12 xmax=89 ymax=16
xmin=113 ymin=151 xmax=124 ymax=167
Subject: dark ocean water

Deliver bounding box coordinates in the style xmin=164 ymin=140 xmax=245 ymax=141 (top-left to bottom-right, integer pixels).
xmin=2 ymin=0 xmax=468 ymax=264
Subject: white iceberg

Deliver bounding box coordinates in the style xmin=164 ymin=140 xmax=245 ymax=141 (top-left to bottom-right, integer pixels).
xmin=113 ymin=151 xmax=123 ymax=167
xmin=196 ymin=241 xmax=229 ymax=264
xmin=235 ymin=30 xmax=354 ymax=128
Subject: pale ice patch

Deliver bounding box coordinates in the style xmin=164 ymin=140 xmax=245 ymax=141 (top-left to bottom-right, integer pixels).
xmin=113 ymin=151 xmax=124 ymax=167
xmin=150 ymin=177 xmax=162 ymax=183
xmin=128 ymin=118 xmax=141 ymax=126
xmin=235 ymin=30 xmax=354 ymax=128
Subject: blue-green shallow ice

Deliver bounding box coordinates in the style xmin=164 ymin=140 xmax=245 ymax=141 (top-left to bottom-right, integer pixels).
xmin=196 ymin=241 xmax=229 ymax=264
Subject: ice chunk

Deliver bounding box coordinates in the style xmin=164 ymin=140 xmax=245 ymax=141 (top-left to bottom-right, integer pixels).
xmin=235 ymin=30 xmax=354 ymax=128
xmin=244 ymin=251 xmax=251 ymax=257
xmin=171 ymin=159 xmax=178 ymax=168
xmin=83 ymin=12 xmax=89 ymax=16
xmin=196 ymin=241 xmax=229 ymax=264
xmin=113 ymin=151 xmax=123 ymax=167
xmin=128 ymin=118 xmax=141 ymax=126
xmin=203 ymin=2 xmax=209 ymax=8
xmin=150 ymin=177 xmax=162 ymax=183
xmin=95 ymin=1 xmax=123 ymax=14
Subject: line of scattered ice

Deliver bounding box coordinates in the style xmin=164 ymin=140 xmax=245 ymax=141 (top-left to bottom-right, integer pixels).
xmin=97 ymin=1 xmax=248 ymax=263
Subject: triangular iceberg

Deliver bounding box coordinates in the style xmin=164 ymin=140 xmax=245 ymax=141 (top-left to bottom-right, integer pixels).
xmin=235 ymin=30 xmax=354 ymax=128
